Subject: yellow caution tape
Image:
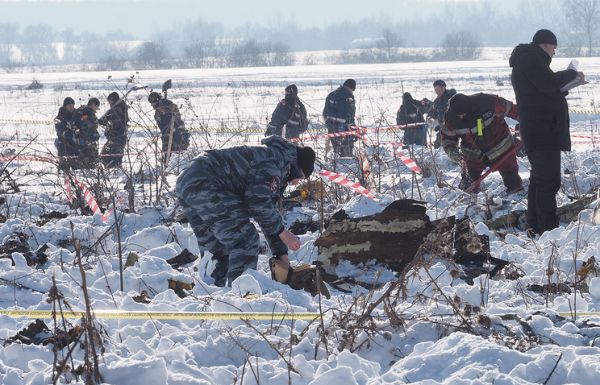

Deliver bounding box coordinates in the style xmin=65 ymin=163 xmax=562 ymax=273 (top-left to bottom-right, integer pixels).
xmin=557 ymin=312 xmax=600 ymax=318
xmin=0 ymin=309 xmax=320 ymax=321
xmin=569 ymin=109 xmax=600 ymax=115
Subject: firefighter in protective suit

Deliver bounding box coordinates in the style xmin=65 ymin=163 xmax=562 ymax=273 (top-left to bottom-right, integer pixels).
xmin=443 ymin=93 xmax=523 ymax=193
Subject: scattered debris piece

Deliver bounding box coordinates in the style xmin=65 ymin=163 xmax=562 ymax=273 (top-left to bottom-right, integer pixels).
xmin=166 ymin=249 xmax=198 ymax=270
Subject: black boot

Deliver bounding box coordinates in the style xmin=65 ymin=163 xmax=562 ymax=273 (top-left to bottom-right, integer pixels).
xmin=210 ymin=255 xmax=228 ymax=287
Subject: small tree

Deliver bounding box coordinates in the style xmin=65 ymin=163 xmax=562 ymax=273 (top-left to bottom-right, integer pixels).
xmin=438 ymin=30 xmax=482 ymax=60
xmin=135 ymin=41 xmax=169 ymax=69
xmin=376 ymin=29 xmax=404 ymax=62
xmin=564 ymin=0 xmax=600 ymax=56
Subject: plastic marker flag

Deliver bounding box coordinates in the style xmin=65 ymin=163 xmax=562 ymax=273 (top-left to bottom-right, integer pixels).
xmin=0 ymin=309 xmax=321 ymax=321
xmin=65 ymin=176 xmax=113 ymax=222
xmin=319 ymin=169 xmax=378 ymax=201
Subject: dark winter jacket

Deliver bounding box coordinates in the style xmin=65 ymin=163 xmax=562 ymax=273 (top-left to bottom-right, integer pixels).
xmin=55 ymin=107 xmax=76 ymax=143
xmin=396 ymin=94 xmax=425 ymax=126
xmin=176 ymin=136 xmax=300 ymax=256
xmin=99 ymin=102 xmax=129 ymax=144
xmin=509 ymin=43 xmax=577 ymax=151
xmin=424 ymin=88 xmax=457 ymax=126
xmin=73 ymin=105 xmax=100 ymax=146
xmin=323 ymin=85 xmax=356 ymax=125
xmin=153 ymin=98 xmax=190 ymax=151
xmin=443 ymin=93 xmax=519 ymax=162
xmin=266 ymin=97 xmax=308 ymax=139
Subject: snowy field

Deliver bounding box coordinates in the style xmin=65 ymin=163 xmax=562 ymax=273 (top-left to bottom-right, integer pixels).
xmin=0 ymin=58 xmax=600 ymax=385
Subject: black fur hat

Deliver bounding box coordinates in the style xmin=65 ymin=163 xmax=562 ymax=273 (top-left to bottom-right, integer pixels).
xmin=62 ymin=97 xmax=75 ymax=107
xmin=107 ymin=92 xmax=119 ymax=103
xmin=532 ymin=29 xmax=557 ymax=46
xmin=296 ymin=146 xmax=316 ymax=178
xmin=449 ymin=94 xmax=472 ymax=116
xmin=343 ymin=79 xmax=356 ymax=91
xmin=148 ymin=92 xmax=161 ymax=103
xmin=88 ymin=97 xmax=100 ymax=107
xmin=285 ymin=84 xmax=298 ymax=96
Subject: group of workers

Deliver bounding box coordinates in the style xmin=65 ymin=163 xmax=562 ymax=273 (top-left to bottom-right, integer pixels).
xmin=51 ymin=28 xmax=585 ymax=291
xmin=54 ymin=91 xmax=190 ymax=170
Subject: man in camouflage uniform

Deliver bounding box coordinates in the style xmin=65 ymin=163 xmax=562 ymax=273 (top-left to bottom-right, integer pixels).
xmin=72 ymin=98 xmax=100 ymax=169
xmin=99 ymin=92 xmax=129 ymax=168
xmin=265 ymin=84 xmax=309 ymax=140
xmin=148 ymin=92 xmax=190 ymax=162
xmin=323 ymin=79 xmax=357 ymax=157
xmin=422 ymin=80 xmax=457 ymax=148
xmin=176 ymin=136 xmax=316 ymax=287
xmin=54 ymin=97 xmax=77 ymax=171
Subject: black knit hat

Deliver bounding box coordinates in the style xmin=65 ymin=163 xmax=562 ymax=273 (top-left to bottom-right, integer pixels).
xmin=63 ymin=97 xmax=75 ymax=107
xmin=107 ymin=92 xmax=119 ymax=103
xmin=285 ymin=84 xmax=298 ymax=96
xmin=296 ymin=146 xmax=316 ymax=178
xmin=148 ymin=92 xmax=161 ymax=103
xmin=343 ymin=79 xmax=356 ymax=91
xmin=449 ymin=94 xmax=472 ymax=116
xmin=88 ymin=97 xmax=100 ymax=107
xmin=433 ymin=79 xmax=446 ymax=88
xmin=532 ymin=29 xmax=557 ymax=46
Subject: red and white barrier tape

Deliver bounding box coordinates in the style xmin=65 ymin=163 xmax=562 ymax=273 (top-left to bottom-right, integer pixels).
xmin=65 ymin=176 xmax=113 ymax=222
xmin=391 ymin=144 xmax=422 ymax=174
xmin=290 ymin=123 xmax=421 ymax=143
xmin=319 ymin=169 xmax=378 ymax=201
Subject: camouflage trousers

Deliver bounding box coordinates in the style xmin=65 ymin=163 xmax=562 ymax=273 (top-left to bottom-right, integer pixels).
xmin=176 ymin=160 xmax=259 ymax=287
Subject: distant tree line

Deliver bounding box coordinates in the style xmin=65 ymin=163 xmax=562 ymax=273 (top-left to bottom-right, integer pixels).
xmin=0 ymin=0 xmax=599 ymax=70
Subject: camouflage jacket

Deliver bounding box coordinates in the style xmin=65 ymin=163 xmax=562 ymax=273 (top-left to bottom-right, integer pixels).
xmin=177 ymin=136 xmax=301 ymax=256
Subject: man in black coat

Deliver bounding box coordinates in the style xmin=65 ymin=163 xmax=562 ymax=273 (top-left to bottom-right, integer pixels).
xmin=99 ymin=92 xmax=129 ymax=168
xmin=509 ymin=29 xmax=585 ymax=234
xmin=265 ymin=84 xmax=309 ymax=140
xmin=54 ymin=97 xmax=77 ymax=171
xmin=323 ymin=79 xmax=357 ymax=157
xmin=397 ymin=92 xmax=426 ymax=146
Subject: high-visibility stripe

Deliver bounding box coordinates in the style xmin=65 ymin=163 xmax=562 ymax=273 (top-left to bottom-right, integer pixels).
xmin=477 ymin=118 xmax=484 ymax=137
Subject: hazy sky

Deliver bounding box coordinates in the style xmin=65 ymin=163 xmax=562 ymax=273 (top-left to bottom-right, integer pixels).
xmin=1 ymin=0 xmax=453 ymax=37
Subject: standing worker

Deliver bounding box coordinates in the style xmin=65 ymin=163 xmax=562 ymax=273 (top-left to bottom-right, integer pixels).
xmin=510 ymin=29 xmax=585 ymax=235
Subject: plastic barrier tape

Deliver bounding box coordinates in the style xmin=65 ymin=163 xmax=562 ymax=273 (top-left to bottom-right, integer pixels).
xmin=319 ymin=169 xmax=378 ymax=201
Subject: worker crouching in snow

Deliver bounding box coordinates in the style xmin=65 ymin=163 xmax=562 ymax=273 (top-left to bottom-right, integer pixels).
xmin=176 ymin=136 xmax=319 ymax=289
xmin=443 ymin=93 xmax=523 ymax=193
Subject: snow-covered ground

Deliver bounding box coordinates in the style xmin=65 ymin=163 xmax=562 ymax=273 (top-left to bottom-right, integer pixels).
xmin=0 ymin=59 xmax=600 ymax=385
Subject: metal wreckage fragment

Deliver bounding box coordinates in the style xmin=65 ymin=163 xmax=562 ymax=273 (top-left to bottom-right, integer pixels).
xmin=313 ymin=199 xmax=508 ymax=285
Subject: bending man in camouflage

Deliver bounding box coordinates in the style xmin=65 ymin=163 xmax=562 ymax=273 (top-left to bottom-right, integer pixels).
xmin=176 ymin=136 xmax=316 ymax=287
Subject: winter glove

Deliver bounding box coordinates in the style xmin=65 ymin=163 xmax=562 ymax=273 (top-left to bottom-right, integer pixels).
xmin=269 ymin=257 xmax=330 ymax=298
xmin=445 ymin=147 xmax=462 ymax=163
